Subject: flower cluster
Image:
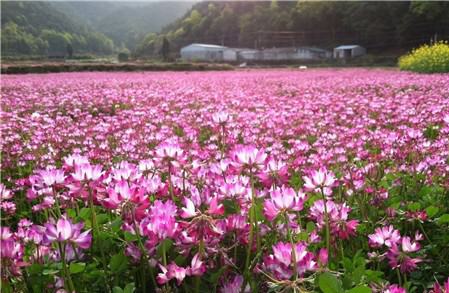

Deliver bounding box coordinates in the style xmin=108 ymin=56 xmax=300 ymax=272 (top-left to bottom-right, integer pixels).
xmin=1 ymin=69 xmax=448 ymax=292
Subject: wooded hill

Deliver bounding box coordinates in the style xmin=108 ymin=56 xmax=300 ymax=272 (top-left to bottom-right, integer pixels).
xmin=1 ymin=1 xmax=193 ymax=57
xmin=135 ymin=1 xmax=449 ymax=57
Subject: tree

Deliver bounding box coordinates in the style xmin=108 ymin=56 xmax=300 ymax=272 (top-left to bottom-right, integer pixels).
xmin=160 ymin=37 xmax=170 ymax=61
xmin=66 ymin=43 xmax=73 ymax=58
xmin=40 ymin=29 xmax=70 ymax=56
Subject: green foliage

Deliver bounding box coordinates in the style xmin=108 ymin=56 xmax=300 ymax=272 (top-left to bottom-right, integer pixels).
xmin=319 ymin=272 xmax=344 ymax=293
xmin=134 ymin=1 xmax=449 ymax=57
xmin=1 ymin=1 xmax=114 ymax=57
xmin=1 ymin=22 xmax=48 ymax=55
xmin=399 ymin=42 xmax=449 ymax=73
xmin=118 ymin=51 xmax=130 ymax=62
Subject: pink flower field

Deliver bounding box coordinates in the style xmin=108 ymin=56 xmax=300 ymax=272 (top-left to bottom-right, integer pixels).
xmin=1 ymin=69 xmax=449 ymax=293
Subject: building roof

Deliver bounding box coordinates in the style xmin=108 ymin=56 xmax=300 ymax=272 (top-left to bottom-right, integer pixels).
xmin=334 ymin=45 xmax=363 ymax=50
xmin=299 ymin=47 xmax=331 ymax=53
xmin=183 ymin=43 xmax=227 ymax=49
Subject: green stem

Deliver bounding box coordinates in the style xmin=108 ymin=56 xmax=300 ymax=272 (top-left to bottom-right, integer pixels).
xmin=53 ymin=187 xmax=62 ymax=217
xmin=396 ymin=269 xmax=402 ymax=286
xmin=59 ymin=242 xmax=75 ymax=293
xmin=132 ymin=209 xmax=156 ymax=290
xmin=242 ymin=171 xmax=258 ymax=291
xmin=161 ymin=242 xmax=167 ymax=266
xmin=284 ymin=213 xmax=298 ymax=279
xmin=321 ymin=188 xmax=331 ymax=266
xmin=167 ymin=162 xmax=175 ymax=201
xmin=88 ymin=186 xmax=110 ymax=291
xmin=418 ymin=222 xmax=432 ymax=244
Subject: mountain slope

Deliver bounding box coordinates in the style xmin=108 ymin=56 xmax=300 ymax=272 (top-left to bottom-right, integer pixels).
xmin=135 ymin=1 xmax=449 ymax=57
xmin=51 ymin=2 xmax=195 ymax=50
xmin=1 ymin=1 xmax=114 ymax=56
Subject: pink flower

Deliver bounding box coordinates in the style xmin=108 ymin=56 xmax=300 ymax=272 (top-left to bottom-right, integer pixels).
xmin=368 ymin=225 xmax=401 ymax=248
xmin=180 ymin=197 xmax=197 ymax=218
xmin=156 ymin=143 xmax=184 ymax=160
xmin=318 ymin=248 xmax=328 ymax=267
xmin=264 ymin=186 xmax=306 ymax=221
xmin=156 ymin=264 xmax=170 ymax=284
xmin=232 ymin=145 xmax=267 ymax=170
xmin=386 ymin=243 xmax=422 ymax=273
xmin=0 ymin=183 xmax=13 ymax=200
xmin=103 ymin=180 xmax=147 ymax=210
xmin=263 ymin=241 xmax=317 ymax=279
xmin=187 ymin=253 xmax=206 ymax=276
xmin=401 ymin=236 xmax=420 ymax=252
xmin=141 ymin=200 xmax=179 ymax=240
xmin=38 ymin=169 xmax=66 ymax=186
xmin=72 ymin=164 xmax=103 ymax=181
xmin=207 ymin=197 xmax=224 ymax=216
xmin=157 ymin=263 xmax=187 ymax=285
xmin=383 ymin=284 xmax=406 ymax=293
xmin=168 ymin=263 xmax=187 ymax=285
xmin=212 ymin=111 xmax=231 ymax=124
xmin=309 ymin=200 xmax=358 ymax=240
xmin=44 ymin=216 xmax=92 ymax=249
xmin=221 ymin=275 xmax=248 ymax=293
xmin=303 ymin=167 xmax=336 ymax=190
xmin=64 ymin=154 xmax=89 ymax=167
xmin=431 ymin=277 xmax=449 ymax=293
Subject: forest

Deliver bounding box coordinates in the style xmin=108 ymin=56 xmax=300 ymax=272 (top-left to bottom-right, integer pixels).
xmin=135 ymin=1 xmax=449 ymax=57
xmin=2 ymin=1 xmax=449 ymax=59
xmin=1 ymin=1 xmax=193 ymax=57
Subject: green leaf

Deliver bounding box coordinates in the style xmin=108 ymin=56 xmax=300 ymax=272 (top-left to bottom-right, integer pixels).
xmin=364 ymin=270 xmax=384 ymax=282
xmin=352 ymin=265 xmax=365 ymax=284
xmin=208 ymin=266 xmax=227 ymax=284
xmin=42 ymin=269 xmax=59 ymax=275
xmin=347 ymin=286 xmax=372 ymax=293
xmin=223 ymin=199 xmax=240 ymax=214
xmin=319 ymin=272 xmax=344 ymax=293
xmin=110 ymin=218 xmax=123 ymax=233
xmin=112 ymin=287 xmax=124 ymax=293
xmin=28 ymin=263 xmax=43 ymax=275
xmin=124 ymin=282 xmax=135 ymax=293
xmin=289 ymin=172 xmax=303 ymax=190
xmin=157 ymin=239 xmax=173 ymax=257
xmin=79 ymin=208 xmax=92 ymax=220
xmin=124 ymin=231 xmax=138 ymax=242
xmin=66 ymin=208 xmax=76 ymax=219
xmin=408 ymin=202 xmax=421 ymax=212
xmin=437 ymin=214 xmax=449 ymax=225
xmin=97 ymin=213 xmax=109 ymax=225
xmin=69 ymin=262 xmax=86 ymax=274
xmin=425 ymin=206 xmax=439 ymax=218
xmin=306 ymin=221 xmax=316 ymax=233
xmin=110 ymin=252 xmax=128 ymax=273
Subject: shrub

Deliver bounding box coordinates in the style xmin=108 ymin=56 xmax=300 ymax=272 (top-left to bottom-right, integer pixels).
xmin=118 ymin=51 xmax=129 ymax=62
xmin=399 ymin=41 xmax=449 ymax=73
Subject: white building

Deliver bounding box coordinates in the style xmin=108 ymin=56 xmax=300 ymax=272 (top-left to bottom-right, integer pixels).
xmin=180 ymin=43 xmax=333 ymax=62
xmin=333 ymin=45 xmax=366 ymax=58
xmin=259 ymin=47 xmax=331 ymax=61
xmin=180 ymin=43 xmax=228 ymax=62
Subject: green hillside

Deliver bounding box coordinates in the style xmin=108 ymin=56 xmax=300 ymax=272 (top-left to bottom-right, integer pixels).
xmin=135 ymin=1 xmax=449 ymax=57
xmin=49 ymin=2 xmax=194 ymax=51
xmin=1 ymin=1 xmax=194 ymax=57
xmin=1 ymin=1 xmax=114 ymax=57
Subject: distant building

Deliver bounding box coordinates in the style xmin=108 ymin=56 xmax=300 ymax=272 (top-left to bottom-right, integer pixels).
xmin=259 ymin=47 xmax=331 ymax=61
xmin=180 ymin=43 xmax=332 ymax=62
xmin=333 ymin=45 xmax=366 ymax=58
xmin=180 ymin=43 xmax=227 ymax=62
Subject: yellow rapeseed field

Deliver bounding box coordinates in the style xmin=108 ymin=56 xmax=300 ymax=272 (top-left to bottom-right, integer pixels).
xmin=399 ymin=41 xmax=449 ymax=73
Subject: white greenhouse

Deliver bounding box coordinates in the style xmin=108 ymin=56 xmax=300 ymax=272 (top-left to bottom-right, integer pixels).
xmin=333 ymin=45 xmax=366 ymax=58
xmin=180 ymin=44 xmax=229 ymax=62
